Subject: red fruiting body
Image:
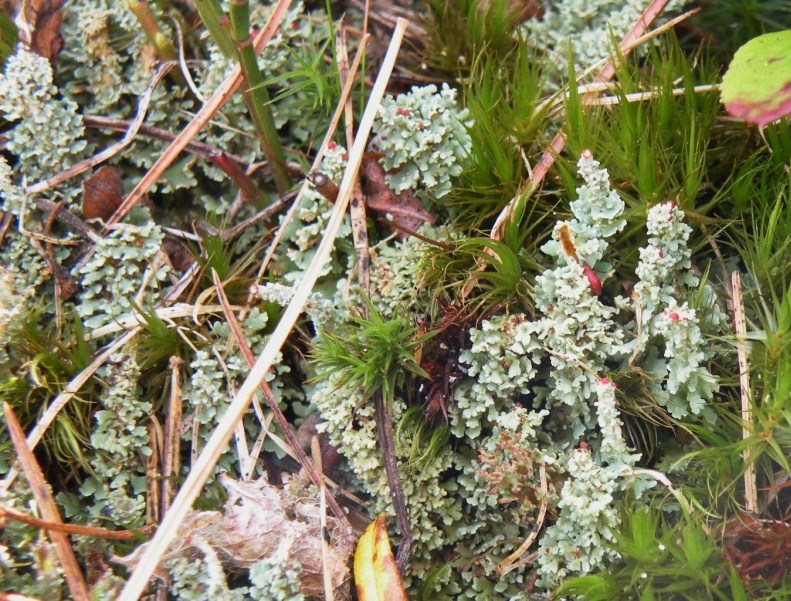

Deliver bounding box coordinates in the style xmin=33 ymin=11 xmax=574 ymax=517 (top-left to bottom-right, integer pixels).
xmin=665 ymin=200 xmax=677 ymax=221
xmin=341 ymin=153 xmax=348 ymax=160
xmin=327 ymin=141 xmax=336 ymax=150
xmin=579 ymin=441 xmax=590 ymax=450
xmin=599 ymin=377 xmax=611 ymax=385
xmin=657 ymin=247 xmax=664 ymax=258
xmin=582 ymin=265 xmax=602 ymax=296
xmin=668 ymin=312 xmax=680 ymax=321
xmin=582 ymin=149 xmax=593 ymax=160
xmin=395 ymin=107 xmax=410 ymax=117
xmin=546 ymin=303 xmax=554 ymax=312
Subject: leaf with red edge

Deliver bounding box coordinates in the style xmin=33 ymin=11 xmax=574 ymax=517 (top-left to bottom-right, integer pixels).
xmin=721 ymin=30 xmax=791 ymax=126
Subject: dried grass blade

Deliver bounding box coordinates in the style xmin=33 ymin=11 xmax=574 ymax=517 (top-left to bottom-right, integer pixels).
xmin=117 ymin=20 xmax=409 ymax=600
xmin=732 ymin=271 xmax=757 ymax=512
xmin=3 ymin=404 xmax=90 ymax=601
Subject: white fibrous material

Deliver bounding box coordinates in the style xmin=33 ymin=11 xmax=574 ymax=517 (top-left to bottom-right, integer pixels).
xmin=374 ymin=83 xmax=472 ymax=200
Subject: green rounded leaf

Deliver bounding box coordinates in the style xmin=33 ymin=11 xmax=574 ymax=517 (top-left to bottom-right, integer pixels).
xmin=720 ymin=30 xmax=791 ymax=126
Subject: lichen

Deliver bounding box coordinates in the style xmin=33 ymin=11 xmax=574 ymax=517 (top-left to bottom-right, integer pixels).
xmin=75 ymin=206 xmax=168 ymax=331
xmin=0 ymin=45 xmax=87 ymax=206
xmin=373 ymin=83 xmax=472 ymax=200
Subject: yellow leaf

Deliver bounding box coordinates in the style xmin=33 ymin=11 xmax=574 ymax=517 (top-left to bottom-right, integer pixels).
xmin=354 ymin=514 xmax=409 ymax=601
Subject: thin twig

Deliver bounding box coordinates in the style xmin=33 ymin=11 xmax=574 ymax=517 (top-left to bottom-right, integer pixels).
xmin=116 ymin=20 xmax=408 ymax=600
xmin=3 ymin=404 xmax=91 ymax=601
xmin=146 ymin=418 xmax=161 ymax=525
xmin=32 ymin=198 xmax=100 ymax=241
xmin=211 ymin=270 xmax=350 ymax=524
xmin=0 ymin=503 xmax=147 ymax=541
xmin=83 ymin=115 xmax=250 ymax=168
xmin=732 ymin=271 xmax=757 ymax=512
xmin=163 ymin=356 xmax=184 ymax=513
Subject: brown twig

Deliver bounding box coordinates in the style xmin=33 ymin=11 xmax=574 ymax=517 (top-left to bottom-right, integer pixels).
xmin=0 ymin=503 xmax=147 ymax=541
xmin=3 ymin=404 xmax=91 ymax=601
xmin=146 ymin=418 xmax=161 ymax=525
xmin=210 ymin=269 xmax=351 ymax=527
xmin=32 ymin=198 xmax=99 ymax=241
xmin=83 ymin=115 xmax=250 ymax=169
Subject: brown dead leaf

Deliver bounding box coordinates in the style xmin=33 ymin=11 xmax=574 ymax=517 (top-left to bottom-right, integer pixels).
xmin=360 ymin=155 xmax=434 ymax=240
xmin=4 ymin=0 xmax=64 ymax=62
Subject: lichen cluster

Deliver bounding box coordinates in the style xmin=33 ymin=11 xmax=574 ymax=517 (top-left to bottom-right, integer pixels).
xmin=0 ymin=0 xmax=733 ymax=598
xmin=310 ymin=151 xmax=722 ymax=595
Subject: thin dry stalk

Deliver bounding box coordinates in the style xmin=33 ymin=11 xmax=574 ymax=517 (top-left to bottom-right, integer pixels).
xmin=211 ymin=270 xmax=349 ymax=523
xmin=103 ymin=0 xmax=294 ymax=231
xmin=146 ymin=419 xmax=161 ymax=525
xmin=3 ymin=404 xmax=91 ymax=601
xmin=732 ymin=271 xmax=757 ymax=513
xmin=0 ymin=504 xmax=145 ymax=541
xmin=162 ymin=356 xmax=184 ymax=512
xmin=117 ymin=20 xmax=408 ymax=600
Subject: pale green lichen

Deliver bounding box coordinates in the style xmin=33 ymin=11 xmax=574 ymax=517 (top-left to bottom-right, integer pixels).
xmin=374 ymin=83 xmax=472 ymax=200
xmin=79 ymin=354 xmax=151 ymax=525
xmin=0 ymin=45 xmax=87 ymax=206
xmin=75 ymin=206 xmax=168 ymax=331
xmin=246 ymin=547 xmax=306 ymax=601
